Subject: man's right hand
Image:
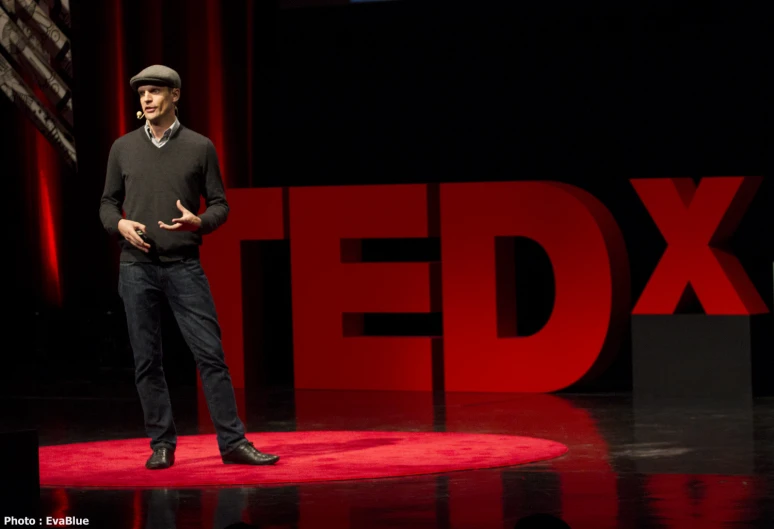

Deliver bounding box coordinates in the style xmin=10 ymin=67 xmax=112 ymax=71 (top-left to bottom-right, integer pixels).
xmin=118 ymin=219 xmax=151 ymax=253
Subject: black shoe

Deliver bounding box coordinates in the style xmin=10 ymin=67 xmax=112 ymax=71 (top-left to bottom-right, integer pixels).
xmin=222 ymin=441 xmax=279 ymax=466
xmin=146 ymin=446 xmax=175 ymax=470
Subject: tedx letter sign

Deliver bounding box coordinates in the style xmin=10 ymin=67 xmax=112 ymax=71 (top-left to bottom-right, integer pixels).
xmin=201 ymin=177 xmax=767 ymax=392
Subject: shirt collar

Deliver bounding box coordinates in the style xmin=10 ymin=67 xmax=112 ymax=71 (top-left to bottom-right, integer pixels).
xmin=145 ymin=118 xmax=180 ymax=141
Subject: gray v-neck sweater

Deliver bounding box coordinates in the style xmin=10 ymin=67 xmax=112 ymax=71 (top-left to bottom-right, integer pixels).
xmin=99 ymin=124 xmax=229 ymax=262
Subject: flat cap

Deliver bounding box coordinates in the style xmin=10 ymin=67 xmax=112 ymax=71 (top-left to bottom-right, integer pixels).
xmin=129 ymin=64 xmax=181 ymax=91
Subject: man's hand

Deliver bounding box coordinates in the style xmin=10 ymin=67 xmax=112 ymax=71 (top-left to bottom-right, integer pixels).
xmin=118 ymin=219 xmax=151 ymax=253
xmin=159 ymin=200 xmax=202 ymax=232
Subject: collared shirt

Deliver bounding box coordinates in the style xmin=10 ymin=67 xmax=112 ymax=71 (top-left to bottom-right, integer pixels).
xmin=145 ymin=118 xmax=180 ymax=148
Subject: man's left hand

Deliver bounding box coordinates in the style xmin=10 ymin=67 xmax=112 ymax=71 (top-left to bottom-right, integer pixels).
xmin=159 ymin=200 xmax=202 ymax=231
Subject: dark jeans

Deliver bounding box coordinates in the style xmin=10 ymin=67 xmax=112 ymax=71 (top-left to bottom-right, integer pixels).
xmin=118 ymin=257 xmax=247 ymax=455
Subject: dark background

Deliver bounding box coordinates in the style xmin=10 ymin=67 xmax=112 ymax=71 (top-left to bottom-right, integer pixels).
xmin=2 ymin=0 xmax=771 ymax=396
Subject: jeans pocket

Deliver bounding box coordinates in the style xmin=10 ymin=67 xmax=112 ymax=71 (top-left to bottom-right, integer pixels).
xmin=118 ymin=262 xmax=142 ymax=294
xmin=181 ymin=257 xmax=204 ymax=274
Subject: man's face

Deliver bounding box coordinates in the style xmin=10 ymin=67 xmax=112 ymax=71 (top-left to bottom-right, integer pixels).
xmin=137 ymin=84 xmax=179 ymax=122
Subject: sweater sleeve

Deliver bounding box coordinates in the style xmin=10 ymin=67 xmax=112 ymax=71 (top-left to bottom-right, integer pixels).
xmin=99 ymin=141 xmax=124 ymax=236
xmin=198 ymin=140 xmax=230 ymax=234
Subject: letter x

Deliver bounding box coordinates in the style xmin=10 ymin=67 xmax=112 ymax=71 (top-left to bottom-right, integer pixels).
xmin=631 ymin=177 xmax=767 ymax=315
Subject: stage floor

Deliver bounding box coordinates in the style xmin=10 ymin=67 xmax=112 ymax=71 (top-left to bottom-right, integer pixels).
xmin=4 ymin=382 xmax=774 ymax=529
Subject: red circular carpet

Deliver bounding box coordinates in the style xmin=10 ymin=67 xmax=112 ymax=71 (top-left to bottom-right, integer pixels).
xmin=39 ymin=431 xmax=568 ymax=488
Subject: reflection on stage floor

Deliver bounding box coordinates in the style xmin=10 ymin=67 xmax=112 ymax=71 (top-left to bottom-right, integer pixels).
xmin=4 ymin=386 xmax=773 ymax=529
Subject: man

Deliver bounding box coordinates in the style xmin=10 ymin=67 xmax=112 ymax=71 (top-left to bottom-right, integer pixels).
xmin=99 ymin=64 xmax=279 ymax=469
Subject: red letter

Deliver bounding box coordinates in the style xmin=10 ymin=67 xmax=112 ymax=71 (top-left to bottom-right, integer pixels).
xmin=631 ymin=177 xmax=767 ymax=315
xmin=201 ymin=188 xmax=286 ymax=389
xmin=290 ymin=184 xmax=440 ymax=391
xmin=441 ymin=182 xmax=630 ymax=392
